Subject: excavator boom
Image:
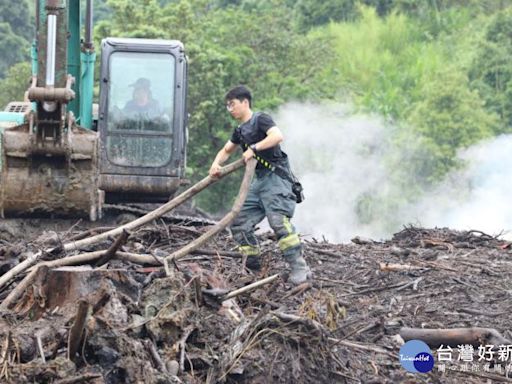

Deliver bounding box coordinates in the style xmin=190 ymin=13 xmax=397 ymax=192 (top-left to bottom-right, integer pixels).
xmin=1 ymin=0 xmax=99 ymax=219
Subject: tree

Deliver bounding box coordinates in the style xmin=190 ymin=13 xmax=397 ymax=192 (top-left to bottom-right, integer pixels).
xmin=407 ymin=69 xmax=497 ymax=182
xmin=294 ymin=0 xmax=357 ymax=31
xmin=0 ymin=0 xmax=31 ymax=78
xmin=94 ymin=0 xmax=114 ymax=22
xmin=0 ymin=62 xmax=31 ymax=108
xmin=469 ymin=8 xmax=512 ymax=133
xmin=0 ymin=0 xmax=33 ymax=41
xmin=0 ymin=23 xmax=30 ymax=79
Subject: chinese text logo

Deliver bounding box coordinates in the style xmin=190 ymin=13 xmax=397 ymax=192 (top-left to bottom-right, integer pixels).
xmin=400 ymin=340 xmax=434 ymax=373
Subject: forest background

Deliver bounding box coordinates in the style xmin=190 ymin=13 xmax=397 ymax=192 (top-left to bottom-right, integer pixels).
xmin=1 ymin=0 xmax=510 ymax=240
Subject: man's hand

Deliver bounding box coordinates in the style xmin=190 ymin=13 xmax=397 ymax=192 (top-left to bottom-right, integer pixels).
xmin=209 ymin=162 xmax=222 ymax=178
xmin=209 ymin=143 xmax=236 ymax=177
xmin=242 ymin=148 xmax=255 ymax=163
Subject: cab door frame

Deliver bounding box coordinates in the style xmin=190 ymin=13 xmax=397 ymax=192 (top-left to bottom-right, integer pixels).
xmin=97 ymin=38 xmax=187 ymax=202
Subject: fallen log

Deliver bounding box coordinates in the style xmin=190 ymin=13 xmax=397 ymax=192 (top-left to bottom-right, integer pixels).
xmin=179 ymin=327 xmax=194 ymax=373
xmin=39 ymin=251 xmax=106 ymax=269
xmin=65 ymin=158 xmax=246 ymax=254
xmin=0 ymin=251 xmax=40 ymax=293
xmin=36 ymin=332 xmax=46 ymax=363
xmin=164 ymin=159 xmax=256 ymax=275
xmin=116 ymin=251 xmax=163 ymax=265
xmin=224 ymin=274 xmax=280 ymax=300
xmin=272 ymin=311 xmax=325 ymax=334
xmin=192 ymin=248 xmax=243 ymax=258
xmin=4 ymin=267 xmax=138 ymax=319
xmin=1 ymin=248 xmax=176 ymax=311
xmin=115 ymin=248 xmax=243 ymax=265
xmin=0 ymin=331 xmax=10 ymax=366
xmin=399 ymin=327 xmax=512 ymax=348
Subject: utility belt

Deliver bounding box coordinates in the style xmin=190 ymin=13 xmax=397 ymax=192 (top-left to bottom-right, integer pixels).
xmin=243 ymin=143 xmax=304 ymax=203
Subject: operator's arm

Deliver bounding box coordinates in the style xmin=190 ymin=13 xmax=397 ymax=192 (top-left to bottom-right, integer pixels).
xmin=242 ymin=126 xmax=283 ymax=162
xmin=209 ymin=140 xmax=238 ymax=177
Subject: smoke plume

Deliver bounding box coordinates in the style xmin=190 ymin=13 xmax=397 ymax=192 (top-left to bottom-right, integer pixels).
xmin=276 ymin=102 xmax=512 ymax=242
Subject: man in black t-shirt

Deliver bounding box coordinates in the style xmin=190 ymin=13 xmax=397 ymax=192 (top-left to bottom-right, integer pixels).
xmin=209 ymin=85 xmax=311 ymax=285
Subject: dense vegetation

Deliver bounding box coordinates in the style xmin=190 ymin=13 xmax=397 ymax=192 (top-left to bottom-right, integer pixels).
xmin=1 ymin=0 xmax=510 ymax=219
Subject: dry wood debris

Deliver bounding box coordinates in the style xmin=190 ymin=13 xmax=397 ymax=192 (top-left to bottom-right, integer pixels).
xmin=1 ymin=218 xmax=512 ymax=383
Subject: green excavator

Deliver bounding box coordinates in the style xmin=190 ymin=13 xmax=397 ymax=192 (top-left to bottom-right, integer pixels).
xmin=0 ymin=0 xmax=188 ymax=221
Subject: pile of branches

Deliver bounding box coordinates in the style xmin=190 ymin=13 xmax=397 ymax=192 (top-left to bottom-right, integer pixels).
xmin=0 ymin=220 xmax=348 ymax=383
xmin=1 ymin=157 xmax=512 ymax=384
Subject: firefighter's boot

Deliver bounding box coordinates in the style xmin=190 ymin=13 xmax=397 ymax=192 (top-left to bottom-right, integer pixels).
xmin=283 ymin=247 xmax=311 ymax=285
xmin=239 ymin=245 xmax=261 ymax=271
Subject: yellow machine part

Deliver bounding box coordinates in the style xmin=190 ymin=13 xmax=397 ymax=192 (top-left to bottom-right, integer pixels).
xmin=0 ymin=123 xmax=102 ymax=220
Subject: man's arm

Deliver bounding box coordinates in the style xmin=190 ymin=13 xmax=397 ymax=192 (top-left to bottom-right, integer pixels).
xmin=242 ymin=126 xmax=283 ymax=162
xmin=253 ymin=126 xmax=283 ymax=150
xmin=209 ymin=140 xmax=238 ymax=177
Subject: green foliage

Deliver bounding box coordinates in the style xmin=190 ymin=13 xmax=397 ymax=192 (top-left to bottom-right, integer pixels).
xmin=93 ymin=0 xmax=114 ymax=22
xmin=293 ymin=0 xmax=401 ymax=32
xmin=327 ymin=6 xmax=437 ymax=118
xmin=95 ymin=0 xmax=169 ymax=39
xmin=408 ymin=69 xmax=497 ymax=181
xmin=316 ymin=2 xmax=506 ymax=226
xmin=395 ymin=0 xmax=509 ymax=15
xmin=0 ymin=0 xmax=31 ymax=79
xmin=0 ymin=0 xmax=31 ymax=78
xmin=0 ymin=0 xmax=33 ymax=41
xmin=0 ymin=62 xmax=31 ymax=108
xmin=0 ymin=23 xmax=30 ymax=79
xmin=469 ymin=8 xmax=512 ymax=133
xmin=295 ymin=0 xmax=357 ymax=31
xmin=293 ymin=0 xmax=488 ymax=32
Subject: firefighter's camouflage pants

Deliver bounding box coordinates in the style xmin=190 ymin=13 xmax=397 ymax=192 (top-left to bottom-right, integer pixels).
xmin=231 ymin=171 xmax=301 ymax=259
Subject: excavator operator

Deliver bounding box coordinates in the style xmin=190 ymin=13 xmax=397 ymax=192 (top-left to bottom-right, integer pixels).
xmin=123 ymin=77 xmax=162 ymax=120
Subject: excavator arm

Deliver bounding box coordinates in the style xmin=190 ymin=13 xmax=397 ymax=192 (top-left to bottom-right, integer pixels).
xmin=1 ymin=0 xmax=100 ymax=220
xmin=0 ymin=0 xmax=188 ymax=220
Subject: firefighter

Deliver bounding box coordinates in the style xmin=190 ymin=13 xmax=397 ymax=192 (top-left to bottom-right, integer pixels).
xmin=209 ymin=85 xmax=311 ymax=285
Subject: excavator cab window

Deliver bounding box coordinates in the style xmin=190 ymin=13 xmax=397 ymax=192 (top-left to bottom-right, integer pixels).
xmin=105 ymin=51 xmax=175 ymax=168
xmin=98 ymin=38 xmax=187 ymax=202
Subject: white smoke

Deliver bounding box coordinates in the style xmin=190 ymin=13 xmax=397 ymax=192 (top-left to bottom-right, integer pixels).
xmin=277 ymin=102 xmax=512 ymax=242
xmin=415 ymin=135 xmax=512 ymax=239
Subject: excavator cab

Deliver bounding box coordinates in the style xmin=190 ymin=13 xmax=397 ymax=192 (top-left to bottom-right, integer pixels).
xmin=98 ymin=38 xmax=188 ymax=204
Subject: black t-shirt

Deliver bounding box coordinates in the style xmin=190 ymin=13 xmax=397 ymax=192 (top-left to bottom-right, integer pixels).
xmin=230 ymin=112 xmax=287 ymax=169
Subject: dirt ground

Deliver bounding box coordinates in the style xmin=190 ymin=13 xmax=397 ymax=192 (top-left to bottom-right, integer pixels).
xmin=1 ymin=215 xmax=512 ymax=384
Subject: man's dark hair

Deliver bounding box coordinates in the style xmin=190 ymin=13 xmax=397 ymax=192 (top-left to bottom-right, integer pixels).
xmin=225 ymin=85 xmax=252 ymax=107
